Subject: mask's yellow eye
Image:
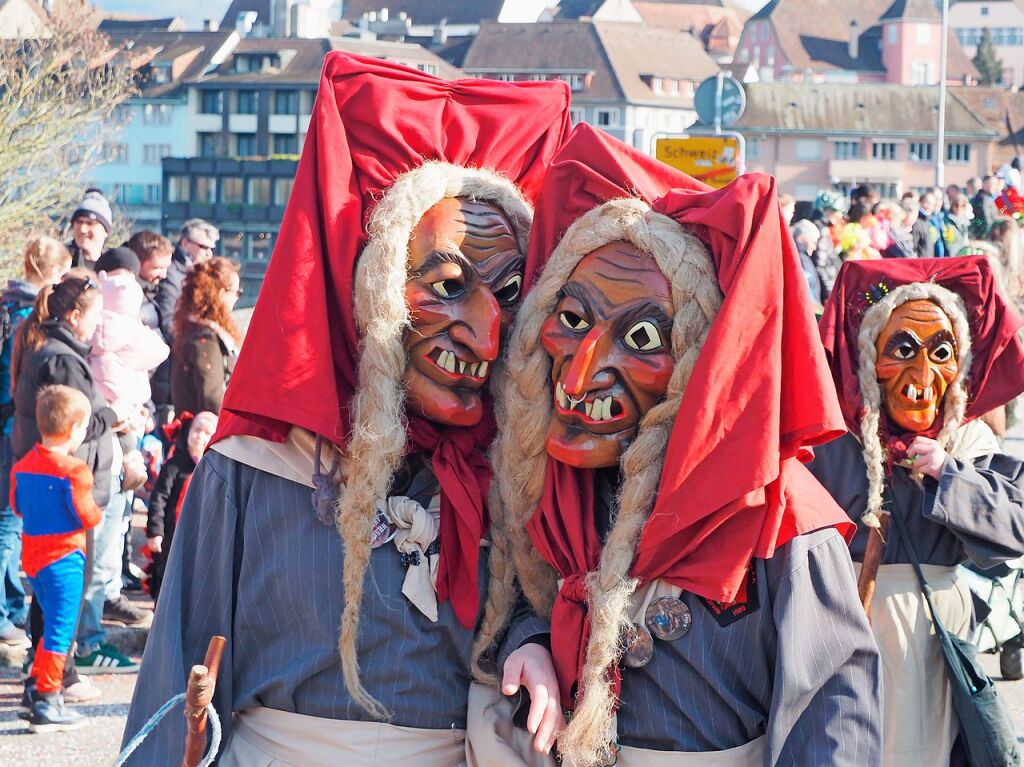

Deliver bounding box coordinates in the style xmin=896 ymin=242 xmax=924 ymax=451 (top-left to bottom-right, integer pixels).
xmin=431 ymin=279 xmax=463 ymax=299
xmin=559 ymin=310 xmax=591 ymax=332
xmin=931 ymin=342 xmax=954 ymax=363
xmin=624 ymin=321 xmax=663 ymax=351
xmin=494 ymin=274 xmax=522 ymax=304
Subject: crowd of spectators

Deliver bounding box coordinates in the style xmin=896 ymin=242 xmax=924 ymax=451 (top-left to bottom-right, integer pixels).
xmin=0 ymin=189 xmax=239 ymax=730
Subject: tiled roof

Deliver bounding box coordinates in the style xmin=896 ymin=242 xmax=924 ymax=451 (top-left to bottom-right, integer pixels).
xmin=102 ymin=29 xmax=236 ymax=98
xmin=340 ymin=0 xmax=507 ymax=25
xmin=220 ymin=0 xmax=272 ymax=28
xmin=328 ymin=36 xmax=462 ymax=78
xmin=736 ymin=82 xmax=997 ymax=137
xmin=879 ymin=0 xmax=939 ymax=21
xmin=202 ymin=37 xmax=330 ymax=85
xmin=950 ymin=86 xmax=1024 ymax=148
xmin=463 ymin=21 xmax=718 ymax=105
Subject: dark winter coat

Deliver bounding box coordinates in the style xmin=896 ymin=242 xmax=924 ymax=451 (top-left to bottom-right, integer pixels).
xmin=12 ymin=321 xmax=117 ymax=505
xmin=149 ymin=246 xmax=191 ymax=408
xmin=171 ymin=322 xmax=237 ymax=415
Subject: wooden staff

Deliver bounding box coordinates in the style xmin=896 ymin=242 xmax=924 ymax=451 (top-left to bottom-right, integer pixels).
xmin=181 ymin=635 xmax=227 ymax=767
xmin=857 ymin=514 xmax=891 ymax=621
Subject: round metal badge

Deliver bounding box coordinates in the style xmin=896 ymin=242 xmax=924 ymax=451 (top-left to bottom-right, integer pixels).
xmin=621 ymin=622 xmax=654 ymax=668
xmin=645 ymin=597 xmax=692 ymax=642
xmin=369 ymin=509 xmax=396 ymax=549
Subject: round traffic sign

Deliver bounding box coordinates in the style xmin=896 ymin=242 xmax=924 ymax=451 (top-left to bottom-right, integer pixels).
xmin=694 ymin=75 xmax=746 ymax=129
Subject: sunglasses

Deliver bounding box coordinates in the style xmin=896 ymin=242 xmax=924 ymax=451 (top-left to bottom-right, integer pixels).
xmin=186 ymin=238 xmax=215 ymax=253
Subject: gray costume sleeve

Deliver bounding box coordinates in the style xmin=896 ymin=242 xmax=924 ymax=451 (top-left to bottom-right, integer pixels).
xmin=768 ymin=530 xmax=882 ymax=767
xmin=926 ymin=452 xmax=1024 ymax=568
xmin=496 ymin=594 xmax=551 ymax=671
xmin=120 ymin=456 xmax=238 ymax=765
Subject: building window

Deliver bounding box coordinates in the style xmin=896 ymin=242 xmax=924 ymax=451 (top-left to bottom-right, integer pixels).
xmin=561 ymin=74 xmax=586 ymax=91
xmin=273 ymin=177 xmax=294 ymax=206
xmin=493 ymin=73 xmax=515 ymax=82
xmin=167 ymin=175 xmax=190 ymax=203
xmin=235 ymin=134 xmax=257 ymax=156
xmin=651 ymin=77 xmax=664 ymax=95
xmin=200 ymin=90 xmax=223 ymax=115
xmin=947 ymin=142 xmax=971 ymax=163
xmin=762 ymin=23 xmax=770 ymax=40
xmin=198 ymin=133 xmax=220 ymax=158
xmin=195 ymin=176 xmax=217 ymax=203
xmin=142 ymin=144 xmax=171 ymax=165
xmin=415 ymin=62 xmax=438 ymax=75
xmin=596 ymin=109 xmax=620 ymax=127
xmin=794 ymin=139 xmax=821 ymax=161
xmin=982 ymin=6 xmax=989 ymax=15
xmin=909 ymin=142 xmax=933 ymax=161
xmin=222 ymin=177 xmax=244 ymax=204
xmin=668 ymin=79 xmax=680 ymax=96
xmin=887 ymin=25 xmax=898 ymax=45
xmin=274 ymin=91 xmax=298 ymax=115
xmin=872 ymin=142 xmax=897 ymax=160
xmin=143 ymin=103 xmax=172 ymax=125
xmin=248 ymin=177 xmax=271 ymax=206
xmin=916 ymin=24 xmax=930 ymax=44
xmin=237 ymin=91 xmax=259 ymax=115
xmin=746 ymin=138 xmax=761 ymax=160
xmin=272 ymin=134 xmax=297 ymax=154
xmin=833 ymin=141 xmax=861 ymax=160
xmin=102 ymin=143 xmax=128 ymax=163
xmin=570 ymin=107 xmax=584 ymax=124
xmin=145 ymin=184 xmax=161 ymax=204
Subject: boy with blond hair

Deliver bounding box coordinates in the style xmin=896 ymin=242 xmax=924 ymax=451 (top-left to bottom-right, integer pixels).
xmin=12 ymin=384 xmax=101 ymax=731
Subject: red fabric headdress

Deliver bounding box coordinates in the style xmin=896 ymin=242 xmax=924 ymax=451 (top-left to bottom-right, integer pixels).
xmin=819 ymin=255 xmax=1024 ymax=444
xmin=213 ymin=53 xmax=570 ymax=629
xmin=524 ymin=125 xmax=852 ymax=706
xmin=216 ymin=53 xmax=570 ymax=446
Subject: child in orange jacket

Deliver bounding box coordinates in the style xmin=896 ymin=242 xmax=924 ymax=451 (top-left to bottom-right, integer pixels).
xmin=11 ymin=384 xmax=100 ymax=732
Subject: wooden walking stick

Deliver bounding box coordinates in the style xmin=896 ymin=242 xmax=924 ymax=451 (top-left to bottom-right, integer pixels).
xmin=182 ymin=636 xmax=227 ymax=767
xmin=857 ymin=513 xmax=891 ymax=622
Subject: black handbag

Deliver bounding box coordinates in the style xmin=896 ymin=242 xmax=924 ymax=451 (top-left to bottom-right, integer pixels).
xmin=888 ymin=498 xmax=1020 ymax=767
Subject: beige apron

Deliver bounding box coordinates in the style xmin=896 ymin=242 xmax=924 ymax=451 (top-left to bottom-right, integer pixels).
xmin=219 ymin=707 xmax=467 ymax=767
xmin=857 ymin=563 xmax=973 ymax=767
xmin=466 ymin=578 xmax=765 ymax=767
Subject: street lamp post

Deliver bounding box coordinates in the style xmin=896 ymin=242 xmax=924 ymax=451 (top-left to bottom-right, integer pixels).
xmin=936 ymin=0 xmax=950 ymax=186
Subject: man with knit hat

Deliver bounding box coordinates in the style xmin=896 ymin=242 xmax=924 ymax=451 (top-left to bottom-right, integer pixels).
xmin=122 ymin=53 xmax=570 ymax=765
xmin=468 ymin=125 xmax=880 ymax=767
xmin=811 ymin=256 xmax=1024 ymax=766
xmin=67 ymin=189 xmax=112 ymax=271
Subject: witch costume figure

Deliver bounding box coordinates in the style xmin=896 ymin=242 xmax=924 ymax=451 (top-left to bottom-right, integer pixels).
xmin=122 ymin=53 xmax=570 ymax=765
xmin=467 ymin=124 xmax=881 ymax=767
xmin=811 ymin=255 xmax=1024 ymax=767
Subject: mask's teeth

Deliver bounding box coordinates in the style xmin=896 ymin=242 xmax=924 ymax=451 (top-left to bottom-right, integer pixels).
xmin=584 ymin=400 xmax=593 ymax=418
xmin=444 ymin=352 xmax=457 ymax=373
xmin=907 ymin=384 xmax=918 ymax=401
xmin=556 ymin=382 xmax=568 ymax=409
xmin=458 ymin=359 xmax=466 ymax=374
xmin=468 ymin=362 xmax=479 ymax=377
xmin=923 ymin=385 xmax=934 ymax=401
xmin=596 ymin=396 xmax=607 ymax=421
xmin=478 ymin=361 xmax=489 ymax=378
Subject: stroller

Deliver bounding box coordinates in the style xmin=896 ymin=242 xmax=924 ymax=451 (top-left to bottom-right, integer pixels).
xmin=958 ymin=558 xmax=1024 ymax=680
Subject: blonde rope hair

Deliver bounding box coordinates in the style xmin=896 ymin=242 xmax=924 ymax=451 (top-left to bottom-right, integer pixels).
xmin=479 ymin=198 xmax=722 ymax=765
xmin=338 ymin=161 xmax=532 ymax=719
xmin=855 ymin=282 xmax=973 ymax=527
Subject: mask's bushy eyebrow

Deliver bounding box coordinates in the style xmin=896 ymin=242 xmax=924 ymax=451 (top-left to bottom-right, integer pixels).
xmin=408 ymin=250 xmax=464 ymax=278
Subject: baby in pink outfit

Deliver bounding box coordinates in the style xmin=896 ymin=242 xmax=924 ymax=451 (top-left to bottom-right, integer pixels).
xmin=89 ymin=273 xmax=169 ymax=439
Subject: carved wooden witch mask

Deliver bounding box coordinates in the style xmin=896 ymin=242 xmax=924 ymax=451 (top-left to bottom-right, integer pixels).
xmin=541 ymin=241 xmax=674 ymax=468
xmin=875 ymin=299 xmax=959 ymax=433
xmin=403 ymin=197 xmax=525 ymax=426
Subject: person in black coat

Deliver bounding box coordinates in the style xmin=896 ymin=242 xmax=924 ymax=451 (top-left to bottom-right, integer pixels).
xmin=144 ymin=411 xmax=217 ymax=602
xmin=10 ymin=275 xmax=126 ymax=691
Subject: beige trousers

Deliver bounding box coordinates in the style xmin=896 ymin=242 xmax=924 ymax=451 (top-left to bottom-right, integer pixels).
xmin=859 ymin=563 xmax=972 ymax=767
xmin=465 ymin=683 xmax=765 ymax=767
xmin=218 ymin=707 xmax=467 ymax=767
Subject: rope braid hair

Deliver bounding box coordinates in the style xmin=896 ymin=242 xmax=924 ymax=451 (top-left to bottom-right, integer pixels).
xmin=479 ymin=198 xmax=721 ymax=766
xmin=338 ymin=162 xmax=532 ymax=719
xmin=855 ymin=282 xmax=973 ymax=527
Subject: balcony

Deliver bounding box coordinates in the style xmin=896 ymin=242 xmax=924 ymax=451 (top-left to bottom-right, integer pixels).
xmin=193 ymin=114 xmax=222 ymax=132
xmin=269 ymin=114 xmax=298 ymax=133
xmin=228 ymin=114 xmax=258 ymax=133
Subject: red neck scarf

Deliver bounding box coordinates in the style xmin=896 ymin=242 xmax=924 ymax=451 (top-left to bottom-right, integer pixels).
xmin=819 ymin=256 xmax=1024 ymax=447
xmin=406 ymin=412 xmax=495 ymax=629
xmin=523 ymin=125 xmax=852 ymax=706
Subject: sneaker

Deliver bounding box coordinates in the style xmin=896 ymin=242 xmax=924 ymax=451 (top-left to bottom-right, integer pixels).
xmin=0 ymin=624 xmax=30 ymax=647
xmin=102 ymin=595 xmax=152 ymax=627
xmin=75 ymin=643 xmax=138 ymax=675
xmin=29 ymin=692 xmax=86 ymax=733
xmin=63 ymin=678 xmax=102 ymax=703
xmin=122 ymin=571 xmax=143 ymax=593
xmin=19 ymin=677 xmax=37 ymax=713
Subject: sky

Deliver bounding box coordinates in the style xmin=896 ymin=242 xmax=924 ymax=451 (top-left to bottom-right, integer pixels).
xmin=96 ymin=0 xmax=233 ymax=29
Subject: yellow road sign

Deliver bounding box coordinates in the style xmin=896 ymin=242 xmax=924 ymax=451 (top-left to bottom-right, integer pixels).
xmin=656 ymin=135 xmax=742 ymax=189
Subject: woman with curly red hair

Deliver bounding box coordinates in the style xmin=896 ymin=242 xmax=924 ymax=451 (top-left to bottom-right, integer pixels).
xmin=170 ymin=257 xmax=242 ymax=415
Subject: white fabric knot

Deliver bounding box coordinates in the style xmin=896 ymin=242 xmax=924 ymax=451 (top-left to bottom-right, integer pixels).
xmin=377 ymin=494 xmax=442 ymax=622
